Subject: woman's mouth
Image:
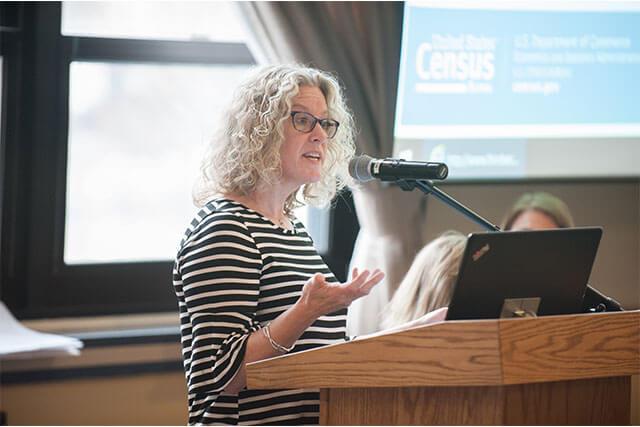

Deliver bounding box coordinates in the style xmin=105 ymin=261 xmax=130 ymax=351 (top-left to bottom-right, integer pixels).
xmin=303 ymin=152 xmax=322 ymax=161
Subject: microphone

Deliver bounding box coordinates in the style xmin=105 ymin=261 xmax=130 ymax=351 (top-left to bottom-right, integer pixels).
xmin=349 ymin=155 xmax=448 ymax=182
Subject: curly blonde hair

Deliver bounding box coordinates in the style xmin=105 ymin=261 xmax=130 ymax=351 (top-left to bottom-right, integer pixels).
xmin=193 ymin=64 xmax=357 ymax=214
xmin=381 ymin=231 xmax=467 ymax=329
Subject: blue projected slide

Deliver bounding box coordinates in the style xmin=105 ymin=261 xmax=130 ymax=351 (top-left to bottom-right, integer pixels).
xmin=393 ymin=1 xmax=640 ymax=179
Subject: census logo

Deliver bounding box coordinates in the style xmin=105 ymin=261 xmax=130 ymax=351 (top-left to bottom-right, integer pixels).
xmin=415 ymin=33 xmax=497 ymax=94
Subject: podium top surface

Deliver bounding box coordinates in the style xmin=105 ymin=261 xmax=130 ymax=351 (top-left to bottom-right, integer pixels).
xmin=246 ymin=310 xmax=640 ymax=390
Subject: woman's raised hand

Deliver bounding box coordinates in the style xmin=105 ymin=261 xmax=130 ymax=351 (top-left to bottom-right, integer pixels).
xmin=297 ymin=268 xmax=385 ymax=320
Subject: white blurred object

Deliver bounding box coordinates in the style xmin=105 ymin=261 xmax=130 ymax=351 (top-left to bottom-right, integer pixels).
xmin=356 ymin=307 xmax=448 ymax=340
xmin=0 ymin=302 xmax=83 ymax=360
xmin=61 ymin=1 xmax=249 ymax=42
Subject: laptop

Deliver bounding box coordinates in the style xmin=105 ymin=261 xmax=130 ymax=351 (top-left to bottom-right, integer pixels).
xmin=446 ymin=227 xmax=603 ymax=321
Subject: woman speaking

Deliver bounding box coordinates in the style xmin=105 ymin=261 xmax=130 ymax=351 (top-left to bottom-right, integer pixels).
xmin=173 ymin=64 xmax=384 ymax=425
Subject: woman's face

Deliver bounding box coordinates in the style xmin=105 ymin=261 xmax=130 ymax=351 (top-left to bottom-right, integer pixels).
xmin=510 ymin=209 xmax=559 ymax=231
xmin=279 ymin=85 xmax=329 ymax=190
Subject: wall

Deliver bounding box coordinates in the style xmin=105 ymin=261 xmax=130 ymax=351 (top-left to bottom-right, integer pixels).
xmin=0 ymin=315 xmax=188 ymax=425
xmin=421 ymin=180 xmax=640 ymax=310
xmin=2 ymin=371 xmax=187 ymax=425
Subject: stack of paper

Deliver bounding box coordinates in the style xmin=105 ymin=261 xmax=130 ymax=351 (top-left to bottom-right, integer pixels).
xmin=0 ymin=301 xmax=83 ymax=360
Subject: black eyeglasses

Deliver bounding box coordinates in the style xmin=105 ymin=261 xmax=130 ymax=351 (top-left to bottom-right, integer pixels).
xmin=290 ymin=111 xmax=340 ymax=139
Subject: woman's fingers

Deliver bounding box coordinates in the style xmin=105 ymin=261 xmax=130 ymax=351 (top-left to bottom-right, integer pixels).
xmin=349 ymin=269 xmax=370 ymax=287
xmin=302 ymin=268 xmax=385 ymax=316
xmin=309 ymin=273 xmax=325 ymax=286
xmin=359 ymin=269 xmax=384 ymax=294
xmin=343 ymin=268 xmax=384 ymax=298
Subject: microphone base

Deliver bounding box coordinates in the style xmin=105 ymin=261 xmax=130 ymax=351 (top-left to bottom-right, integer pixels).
xmin=582 ymin=285 xmax=624 ymax=313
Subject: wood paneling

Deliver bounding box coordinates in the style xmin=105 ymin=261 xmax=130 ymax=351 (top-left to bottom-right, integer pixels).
xmin=247 ymin=311 xmax=639 ymax=425
xmin=503 ymin=376 xmax=631 ymax=425
xmin=248 ymin=311 xmax=639 ymax=389
xmin=2 ymin=371 xmax=188 ymax=425
xmin=2 ymin=342 xmax=182 ymax=372
xmin=320 ymin=378 xmax=631 ymax=425
xmin=22 ymin=312 xmax=179 ymax=333
xmin=322 ymin=386 xmax=504 ymax=425
xmin=247 ymin=319 xmax=502 ymax=389
xmin=499 ymin=311 xmax=640 ymax=384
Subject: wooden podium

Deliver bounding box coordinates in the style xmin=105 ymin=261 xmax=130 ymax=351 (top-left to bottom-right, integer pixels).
xmin=247 ymin=310 xmax=640 ymax=425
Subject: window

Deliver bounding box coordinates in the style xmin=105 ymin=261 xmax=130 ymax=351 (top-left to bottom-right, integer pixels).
xmin=61 ymin=1 xmax=249 ymax=42
xmin=1 ymin=2 xmax=339 ymax=320
xmin=64 ymin=62 xmax=253 ymax=264
xmin=61 ymin=2 xmax=257 ymax=265
xmin=1 ymin=3 xmax=258 ymax=318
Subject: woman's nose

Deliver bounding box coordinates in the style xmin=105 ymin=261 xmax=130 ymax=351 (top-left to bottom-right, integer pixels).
xmin=310 ymin=122 xmax=328 ymax=143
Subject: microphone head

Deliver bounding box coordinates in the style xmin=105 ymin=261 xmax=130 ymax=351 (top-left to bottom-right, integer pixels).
xmin=436 ymin=163 xmax=449 ymax=180
xmin=348 ymin=155 xmax=375 ymax=182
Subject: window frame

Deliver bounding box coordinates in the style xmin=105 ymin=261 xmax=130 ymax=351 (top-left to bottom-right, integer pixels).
xmin=2 ymin=3 xmax=257 ymax=318
xmin=1 ymin=2 xmax=357 ymax=320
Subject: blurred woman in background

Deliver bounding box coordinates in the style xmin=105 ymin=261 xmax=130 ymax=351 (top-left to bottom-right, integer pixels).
xmin=381 ymin=231 xmax=466 ymax=330
xmin=501 ymin=191 xmax=575 ymax=231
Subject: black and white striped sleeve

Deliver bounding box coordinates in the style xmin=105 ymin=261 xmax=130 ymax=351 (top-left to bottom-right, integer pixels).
xmin=175 ymin=213 xmax=262 ymax=401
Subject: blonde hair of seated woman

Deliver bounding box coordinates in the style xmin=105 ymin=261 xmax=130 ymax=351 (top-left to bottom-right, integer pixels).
xmin=381 ymin=231 xmax=466 ymax=329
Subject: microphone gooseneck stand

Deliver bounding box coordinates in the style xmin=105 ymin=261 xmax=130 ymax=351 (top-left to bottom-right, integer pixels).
xmin=396 ymin=179 xmax=501 ymax=232
xmin=395 ymin=178 xmax=623 ymax=312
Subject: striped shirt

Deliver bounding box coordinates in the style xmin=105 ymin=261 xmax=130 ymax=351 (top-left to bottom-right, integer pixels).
xmin=173 ymin=198 xmax=347 ymax=425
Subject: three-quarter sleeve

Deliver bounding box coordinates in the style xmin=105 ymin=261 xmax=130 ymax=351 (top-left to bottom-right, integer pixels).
xmin=173 ymin=213 xmax=262 ymax=422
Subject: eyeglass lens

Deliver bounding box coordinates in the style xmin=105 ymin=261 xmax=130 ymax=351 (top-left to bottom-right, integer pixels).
xmin=291 ymin=112 xmax=339 ymax=138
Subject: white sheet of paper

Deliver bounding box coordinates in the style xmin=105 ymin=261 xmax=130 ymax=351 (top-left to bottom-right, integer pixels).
xmin=0 ymin=301 xmax=83 ymax=359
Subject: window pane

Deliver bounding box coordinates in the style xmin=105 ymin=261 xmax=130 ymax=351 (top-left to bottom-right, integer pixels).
xmin=61 ymin=1 xmax=249 ymax=42
xmin=64 ymin=62 xmax=255 ymax=264
xmin=295 ymin=205 xmax=329 ymax=254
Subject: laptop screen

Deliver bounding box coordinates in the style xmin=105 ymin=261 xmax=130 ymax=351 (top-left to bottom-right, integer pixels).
xmin=446 ymin=227 xmax=602 ymax=320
